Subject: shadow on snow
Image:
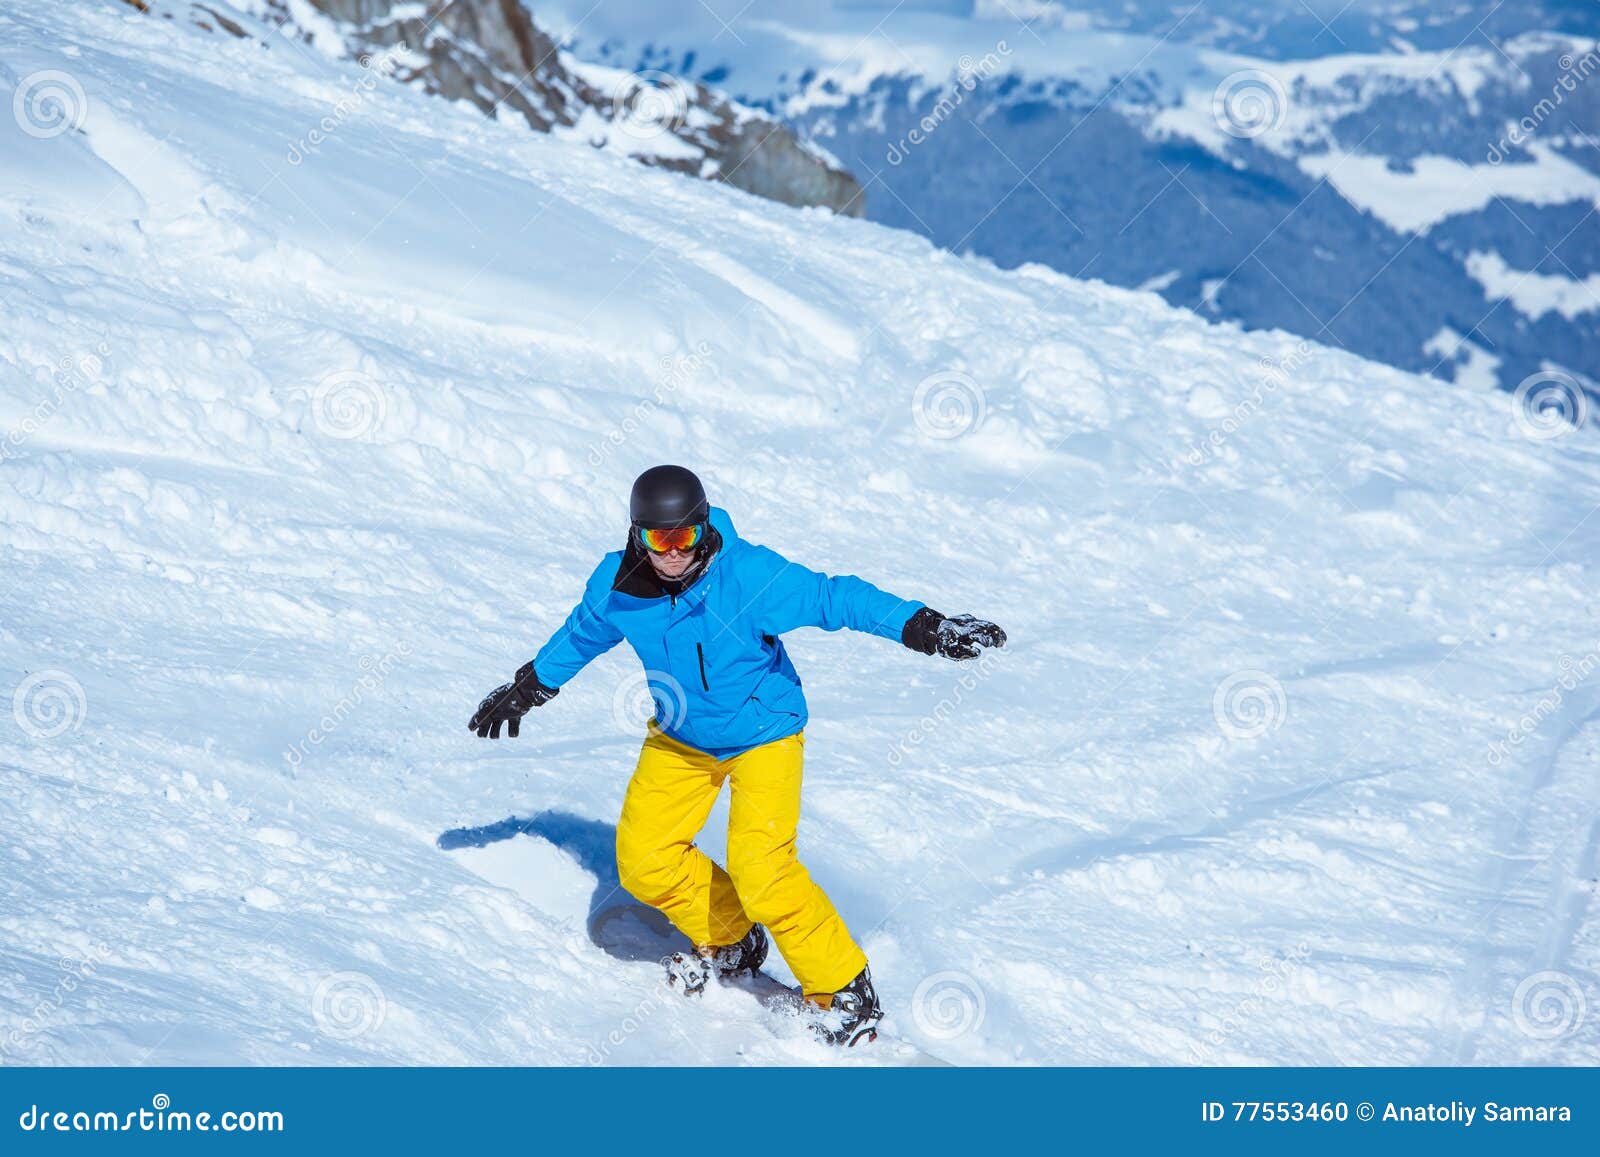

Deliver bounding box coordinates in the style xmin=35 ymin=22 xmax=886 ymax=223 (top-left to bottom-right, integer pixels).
xmin=436 ymin=809 xmax=691 ymax=963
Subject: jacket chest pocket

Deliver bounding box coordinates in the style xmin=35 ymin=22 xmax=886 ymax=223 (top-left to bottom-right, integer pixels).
xmin=663 ymin=615 xmax=712 ymax=695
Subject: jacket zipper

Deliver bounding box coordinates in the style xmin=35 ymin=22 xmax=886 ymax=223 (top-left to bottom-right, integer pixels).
xmin=695 ymin=643 xmax=709 ymax=691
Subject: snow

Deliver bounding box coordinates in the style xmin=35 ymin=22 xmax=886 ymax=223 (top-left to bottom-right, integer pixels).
xmin=1296 ymin=144 xmax=1600 ymax=234
xmin=544 ymin=0 xmax=1205 ymax=114
xmin=1137 ymin=269 xmax=1182 ymax=294
xmin=2 ymin=0 xmax=1599 ymax=1068
xmin=278 ymin=0 xmax=348 ymax=59
xmin=1465 ymin=250 xmax=1600 ymax=321
xmin=1423 ymin=327 xmax=1503 ymax=392
xmin=549 ymin=2 xmax=1597 ymax=251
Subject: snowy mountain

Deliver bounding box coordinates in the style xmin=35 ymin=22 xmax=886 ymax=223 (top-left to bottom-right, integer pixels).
xmin=122 ymin=0 xmax=864 ymax=215
xmin=2 ymin=0 xmax=1598 ymax=1066
xmin=551 ymin=1 xmax=1600 ymax=395
xmin=970 ymin=0 xmax=1598 ymax=59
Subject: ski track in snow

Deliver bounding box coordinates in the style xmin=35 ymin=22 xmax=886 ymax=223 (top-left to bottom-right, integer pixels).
xmin=1 ymin=1 xmax=1598 ymax=1066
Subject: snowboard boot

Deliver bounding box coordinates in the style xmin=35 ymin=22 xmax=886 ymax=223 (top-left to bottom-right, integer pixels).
xmin=663 ymin=923 xmax=769 ymax=996
xmin=806 ymin=966 xmax=883 ymax=1047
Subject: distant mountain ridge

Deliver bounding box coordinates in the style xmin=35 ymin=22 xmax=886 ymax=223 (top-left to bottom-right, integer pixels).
xmin=551 ymin=2 xmax=1599 ymax=394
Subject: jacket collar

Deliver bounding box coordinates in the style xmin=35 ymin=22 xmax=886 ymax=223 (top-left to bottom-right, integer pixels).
xmin=612 ymin=523 xmax=724 ymax=601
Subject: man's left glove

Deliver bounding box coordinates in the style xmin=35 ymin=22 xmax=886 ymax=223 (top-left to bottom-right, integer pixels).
xmin=902 ymin=607 xmax=1007 ymax=660
xmin=468 ymin=662 xmax=559 ymax=739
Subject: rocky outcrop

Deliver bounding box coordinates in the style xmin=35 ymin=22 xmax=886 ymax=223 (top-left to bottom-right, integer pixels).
xmin=300 ymin=0 xmax=585 ymax=131
xmin=249 ymin=0 xmax=863 ymax=214
xmin=642 ymin=93 xmax=864 ymax=216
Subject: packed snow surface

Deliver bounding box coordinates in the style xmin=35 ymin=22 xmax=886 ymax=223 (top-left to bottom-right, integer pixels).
xmin=1 ymin=1 xmax=1597 ymax=1066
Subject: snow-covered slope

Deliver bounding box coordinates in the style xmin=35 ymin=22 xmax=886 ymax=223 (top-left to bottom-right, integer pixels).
xmin=2 ymin=0 xmax=1598 ymax=1066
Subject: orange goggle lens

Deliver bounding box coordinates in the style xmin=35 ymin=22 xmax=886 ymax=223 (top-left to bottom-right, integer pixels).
xmin=637 ymin=523 xmax=704 ymax=553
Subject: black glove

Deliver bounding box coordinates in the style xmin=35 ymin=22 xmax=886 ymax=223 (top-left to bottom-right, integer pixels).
xmin=468 ymin=662 xmax=558 ymax=739
xmin=902 ymin=607 xmax=1007 ymax=661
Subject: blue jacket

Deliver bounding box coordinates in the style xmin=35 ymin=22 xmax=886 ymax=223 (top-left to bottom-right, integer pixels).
xmin=534 ymin=507 xmax=923 ymax=757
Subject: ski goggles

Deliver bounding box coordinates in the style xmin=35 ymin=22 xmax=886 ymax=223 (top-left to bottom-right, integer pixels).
xmin=634 ymin=522 xmax=704 ymax=554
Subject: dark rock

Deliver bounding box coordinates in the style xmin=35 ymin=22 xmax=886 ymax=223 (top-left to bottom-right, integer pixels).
xmin=284 ymin=0 xmax=863 ymax=214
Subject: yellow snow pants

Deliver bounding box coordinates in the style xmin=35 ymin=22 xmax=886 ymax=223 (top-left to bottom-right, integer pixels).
xmin=615 ymin=723 xmax=867 ymax=997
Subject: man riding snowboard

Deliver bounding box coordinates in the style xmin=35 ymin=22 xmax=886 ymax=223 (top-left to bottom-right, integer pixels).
xmin=468 ymin=465 xmax=1005 ymax=1045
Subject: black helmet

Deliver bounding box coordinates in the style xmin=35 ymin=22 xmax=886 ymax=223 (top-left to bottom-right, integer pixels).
xmin=629 ymin=465 xmax=708 ymax=529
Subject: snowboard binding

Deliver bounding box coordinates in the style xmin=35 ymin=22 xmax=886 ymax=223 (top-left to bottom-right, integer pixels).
xmin=811 ymin=966 xmax=883 ymax=1047
xmin=769 ymin=966 xmax=884 ymax=1047
xmin=662 ymin=923 xmax=769 ymax=996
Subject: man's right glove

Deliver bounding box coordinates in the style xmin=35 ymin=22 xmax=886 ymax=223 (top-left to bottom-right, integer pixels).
xmin=468 ymin=662 xmax=559 ymax=739
xmin=902 ymin=607 xmax=1007 ymax=661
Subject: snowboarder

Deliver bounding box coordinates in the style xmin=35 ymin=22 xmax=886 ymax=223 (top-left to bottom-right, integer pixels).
xmin=468 ymin=465 xmax=1005 ymax=1045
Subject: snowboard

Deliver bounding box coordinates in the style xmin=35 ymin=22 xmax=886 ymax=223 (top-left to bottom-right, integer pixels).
xmin=588 ymin=901 xmax=952 ymax=1066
